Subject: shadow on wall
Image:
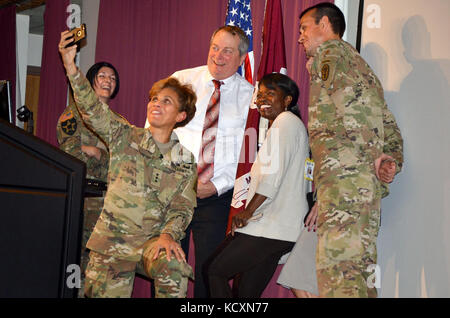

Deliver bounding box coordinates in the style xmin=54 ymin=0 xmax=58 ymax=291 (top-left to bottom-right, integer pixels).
xmin=364 ymin=15 xmax=450 ymax=297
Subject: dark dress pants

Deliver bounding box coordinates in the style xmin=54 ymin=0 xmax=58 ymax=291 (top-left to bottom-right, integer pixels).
xmin=180 ymin=189 xmax=233 ymax=298
xmin=207 ymin=232 xmax=294 ymax=298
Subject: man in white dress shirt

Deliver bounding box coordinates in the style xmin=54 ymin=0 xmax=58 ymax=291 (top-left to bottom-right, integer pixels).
xmin=146 ymin=26 xmax=254 ymax=297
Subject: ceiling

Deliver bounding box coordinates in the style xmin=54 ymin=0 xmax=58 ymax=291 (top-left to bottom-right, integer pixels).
xmin=0 ymin=0 xmax=44 ymax=11
xmin=0 ymin=0 xmax=82 ymax=35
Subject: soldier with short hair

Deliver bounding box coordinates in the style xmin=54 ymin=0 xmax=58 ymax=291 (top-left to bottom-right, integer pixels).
xmin=298 ymin=3 xmax=403 ymax=297
xmin=59 ymin=30 xmax=198 ymax=298
xmin=57 ymin=61 xmax=119 ymax=298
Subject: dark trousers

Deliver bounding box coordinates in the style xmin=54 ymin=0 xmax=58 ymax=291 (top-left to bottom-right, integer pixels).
xmin=180 ymin=189 xmax=233 ymax=298
xmin=207 ymin=232 xmax=294 ymax=298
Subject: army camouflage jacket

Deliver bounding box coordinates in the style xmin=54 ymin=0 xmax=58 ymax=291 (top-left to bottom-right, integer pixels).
xmin=57 ymin=102 xmax=109 ymax=181
xmin=309 ymin=40 xmax=403 ymax=195
xmin=68 ymin=70 xmax=197 ymax=261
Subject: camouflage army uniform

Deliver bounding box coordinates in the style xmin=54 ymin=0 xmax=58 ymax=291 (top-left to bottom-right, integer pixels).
xmin=67 ymin=70 xmax=197 ymax=298
xmin=57 ymin=102 xmax=109 ymax=298
xmin=308 ymin=39 xmax=403 ymax=297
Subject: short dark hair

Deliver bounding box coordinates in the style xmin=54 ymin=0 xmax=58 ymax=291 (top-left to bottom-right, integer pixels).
xmin=300 ymin=2 xmax=346 ymax=38
xmin=149 ymin=77 xmax=197 ymax=129
xmin=86 ymin=62 xmax=120 ymax=99
xmin=211 ymin=25 xmax=250 ymax=57
xmin=259 ymin=73 xmax=299 ymax=108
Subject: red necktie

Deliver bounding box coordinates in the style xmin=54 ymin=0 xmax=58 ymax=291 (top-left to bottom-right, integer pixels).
xmin=198 ymin=80 xmax=222 ymax=183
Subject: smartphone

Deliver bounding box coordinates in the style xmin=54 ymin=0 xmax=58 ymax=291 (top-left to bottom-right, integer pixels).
xmin=66 ymin=24 xmax=86 ymax=47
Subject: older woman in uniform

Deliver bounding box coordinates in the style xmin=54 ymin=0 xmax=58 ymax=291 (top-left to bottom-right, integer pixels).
xmin=59 ymin=31 xmax=197 ymax=298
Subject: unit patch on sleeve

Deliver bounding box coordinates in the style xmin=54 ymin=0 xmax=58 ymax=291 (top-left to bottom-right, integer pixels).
xmin=60 ymin=110 xmax=77 ymax=135
xmin=321 ymin=64 xmax=330 ymax=81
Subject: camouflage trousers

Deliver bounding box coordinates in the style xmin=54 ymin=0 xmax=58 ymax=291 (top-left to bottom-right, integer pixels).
xmin=78 ymin=197 xmax=103 ymax=298
xmin=316 ymin=173 xmax=381 ymax=298
xmin=84 ymin=237 xmax=194 ymax=298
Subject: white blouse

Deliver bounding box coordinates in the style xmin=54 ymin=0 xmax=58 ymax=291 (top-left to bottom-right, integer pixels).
xmin=236 ymin=111 xmax=310 ymax=242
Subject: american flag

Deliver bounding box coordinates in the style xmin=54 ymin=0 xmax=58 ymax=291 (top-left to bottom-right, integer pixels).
xmin=226 ymin=0 xmax=258 ymax=232
xmin=225 ymin=0 xmax=254 ymax=84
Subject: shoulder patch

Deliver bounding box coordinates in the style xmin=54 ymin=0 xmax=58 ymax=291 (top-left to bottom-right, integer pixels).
xmin=61 ymin=117 xmax=77 ymax=135
xmin=59 ymin=110 xmax=74 ymax=123
xmin=321 ymin=64 xmax=330 ymax=81
xmin=59 ymin=109 xmax=78 ymax=135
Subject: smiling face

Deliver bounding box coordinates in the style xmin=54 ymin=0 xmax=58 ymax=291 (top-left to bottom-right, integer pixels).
xmin=255 ymin=84 xmax=292 ymax=123
xmin=298 ymin=9 xmax=326 ymax=57
xmin=146 ymin=87 xmax=186 ymax=130
xmin=207 ymin=30 xmax=246 ymax=80
xmin=92 ymin=66 xmax=117 ymax=103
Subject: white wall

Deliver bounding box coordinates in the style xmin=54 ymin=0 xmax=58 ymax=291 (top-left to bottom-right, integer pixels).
xmin=27 ymin=34 xmax=43 ymax=67
xmin=361 ymin=0 xmax=450 ymax=297
xmin=335 ymin=0 xmax=361 ymax=48
xmin=16 ymin=14 xmax=30 ymax=127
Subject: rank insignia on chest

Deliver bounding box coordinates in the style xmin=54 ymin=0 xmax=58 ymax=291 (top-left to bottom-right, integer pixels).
xmin=175 ymin=162 xmax=192 ymax=174
xmin=321 ymin=64 xmax=330 ymax=81
xmin=151 ymin=168 xmax=163 ymax=187
xmin=61 ymin=117 xmax=77 ymax=136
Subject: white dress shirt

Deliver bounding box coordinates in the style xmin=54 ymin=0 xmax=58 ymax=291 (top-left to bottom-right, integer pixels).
xmin=167 ymin=65 xmax=254 ymax=196
xmin=236 ymin=112 xmax=310 ymax=242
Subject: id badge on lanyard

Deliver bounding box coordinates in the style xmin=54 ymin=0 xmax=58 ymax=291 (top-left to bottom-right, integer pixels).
xmin=304 ymin=158 xmax=315 ymax=181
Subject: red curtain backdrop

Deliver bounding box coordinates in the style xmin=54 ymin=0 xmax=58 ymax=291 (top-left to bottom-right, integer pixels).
xmin=93 ymin=0 xmax=334 ymax=298
xmin=0 ymin=5 xmax=16 ymax=120
xmin=95 ymin=0 xmax=332 ymax=128
xmin=95 ymin=0 xmax=229 ymax=126
xmin=35 ymin=0 xmax=70 ymax=146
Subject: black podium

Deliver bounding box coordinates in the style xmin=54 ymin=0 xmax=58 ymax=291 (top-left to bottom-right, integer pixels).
xmin=0 ymin=119 xmax=85 ymax=298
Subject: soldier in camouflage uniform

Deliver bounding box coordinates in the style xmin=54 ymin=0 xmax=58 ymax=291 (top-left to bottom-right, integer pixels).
xmin=298 ymin=3 xmax=403 ymax=297
xmin=59 ymin=31 xmax=198 ymax=298
xmin=56 ymin=61 xmax=120 ymax=298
